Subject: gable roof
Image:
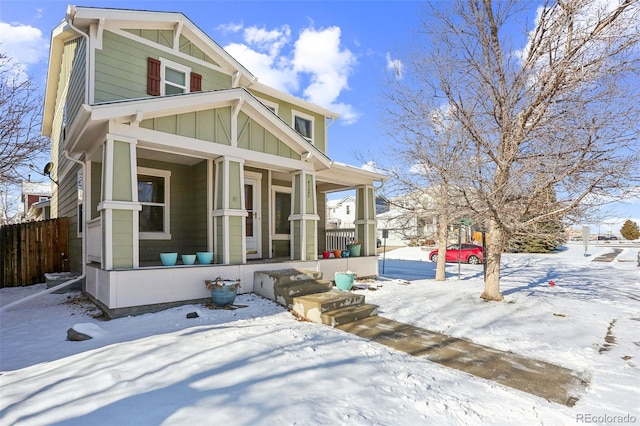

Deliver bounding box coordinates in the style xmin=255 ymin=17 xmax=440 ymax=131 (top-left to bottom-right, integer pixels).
xmin=66 ymin=87 xmax=332 ymax=169
xmin=43 ymin=5 xmax=338 ymax=137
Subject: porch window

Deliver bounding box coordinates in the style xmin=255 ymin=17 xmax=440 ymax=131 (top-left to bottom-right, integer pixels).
xmin=292 ymin=109 xmax=314 ymax=144
xmin=138 ymin=167 xmax=171 ymax=239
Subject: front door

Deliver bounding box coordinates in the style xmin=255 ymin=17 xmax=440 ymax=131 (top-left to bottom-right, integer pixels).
xmin=245 ymin=175 xmax=261 ymax=259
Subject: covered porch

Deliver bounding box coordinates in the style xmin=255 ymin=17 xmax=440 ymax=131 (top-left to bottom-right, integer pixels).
xmin=73 ymin=97 xmax=383 ymax=315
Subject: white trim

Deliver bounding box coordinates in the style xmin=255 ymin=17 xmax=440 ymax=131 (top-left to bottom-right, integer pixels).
xmin=98 ymin=200 xmax=143 ymax=211
xmin=137 ymin=167 xmax=171 ymax=239
xmin=159 ymin=57 xmax=191 ymax=95
xmin=257 ymin=97 xmax=279 ymax=114
xmin=291 ymin=109 xmax=315 ymax=145
xmin=104 ymin=209 xmax=112 ymax=270
xmin=107 ymin=26 xmax=229 ymax=74
xmin=103 ymin=138 xmax=114 ymax=201
xmin=207 ymin=159 xmax=214 ymax=253
xmin=272 ymin=185 xmax=292 ymax=241
xmin=244 ymin=171 xmax=262 ymax=260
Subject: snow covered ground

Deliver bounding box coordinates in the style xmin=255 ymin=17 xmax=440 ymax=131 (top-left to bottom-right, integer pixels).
xmin=1 ymin=243 xmax=638 ymax=425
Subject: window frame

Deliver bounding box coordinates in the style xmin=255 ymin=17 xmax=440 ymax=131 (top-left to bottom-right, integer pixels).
xmin=272 ymin=185 xmax=292 ymax=240
xmin=291 ymin=109 xmax=315 ymax=145
xmin=160 ymin=57 xmax=191 ymax=96
xmin=137 ymin=167 xmax=171 ymax=240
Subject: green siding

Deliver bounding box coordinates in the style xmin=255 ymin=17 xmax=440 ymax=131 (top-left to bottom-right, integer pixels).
xmin=112 ymin=210 xmax=134 ymax=268
xmin=237 ymin=112 xmax=298 ymax=159
xmin=228 ymin=216 xmax=243 ymax=264
xmin=137 ymin=159 xmax=208 ymax=262
xmin=248 ymin=89 xmax=328 ymax=154
xmin=112 ymin=141 xmax=132 ymax=201
xmin=228 ymin=161 xmax=241 ymax=209
xmin=95 ymin=30 xmax=231 ymax=103
xmin=305 ymin=220 xmax=316 ymax=259
xmin=293 ymin=174 xmax=301 ymax=215
xmin=305 ymin=174 xmax=315 ymax=214
xmin=292 ymin=222 xmax=301 ymax=259
xmin=140 ymin=107 xmax=232 ymax=145
xmin=367 ymin=187 xmax=375 ymax=220
xmin=215 ymin=217 xmax=224 ymax=262
xmin=66 ymin=38 xmax=86 ymax=130
xmin=215 ymin=162 xmax=223 ymax=209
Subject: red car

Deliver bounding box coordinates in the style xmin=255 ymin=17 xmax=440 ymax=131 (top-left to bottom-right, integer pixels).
xmin=429 ymin=243 xmax=484 ymax=264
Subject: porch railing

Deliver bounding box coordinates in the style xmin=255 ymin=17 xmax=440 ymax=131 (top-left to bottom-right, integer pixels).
xmin=87 ymin=217 xmax=101 ymax=263
xmin=325 ymin=228 xmax=356 ymax=251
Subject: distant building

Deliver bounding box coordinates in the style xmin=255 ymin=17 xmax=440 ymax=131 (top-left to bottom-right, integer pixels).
xmin=326 ymin=196 xmax=356 ymax=229
xmin=21 ymin=182 xmax=51 ymax=222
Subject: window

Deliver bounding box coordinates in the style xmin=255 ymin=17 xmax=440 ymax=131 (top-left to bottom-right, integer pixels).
xmin=273 ymin=186 xmax=292 ymax=239
xmin=292 ymin=109 xmax=314 ymax=144
xmin=138 ymin=168 xmax=171 ymax=239
xmin=147 ymin=57 xmax=200 ymax=96
xmin=258 ymin=97 xmax=279 ymax=114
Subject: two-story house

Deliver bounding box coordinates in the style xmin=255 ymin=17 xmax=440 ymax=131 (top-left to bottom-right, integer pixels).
xmin=42 ymin=6 xmax=384 ymax=317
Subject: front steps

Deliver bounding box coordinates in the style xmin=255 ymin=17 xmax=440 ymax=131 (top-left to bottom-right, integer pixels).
xmin=253 ymin=269 xmax=378 ymax=326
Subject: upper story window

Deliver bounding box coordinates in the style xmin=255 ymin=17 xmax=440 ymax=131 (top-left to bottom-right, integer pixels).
xmin=147 ymin=57 xmax=201 ymax=96
xmin=258 ymin=97 xmax=279 ymax=115
xmin=138 ymin=167 xmax=171 ymax=239
xmin=292 ymin=109 xmax=314 ymax=144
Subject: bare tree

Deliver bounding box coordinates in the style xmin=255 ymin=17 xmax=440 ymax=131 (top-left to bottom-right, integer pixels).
xmin=383 ymin=0 xmax=640 ymax=299
xmin=0 ymin=52 xmax=50 ymax=185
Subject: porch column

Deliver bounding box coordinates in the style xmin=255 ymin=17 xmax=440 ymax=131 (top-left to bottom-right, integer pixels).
xmin=213 ymin=156 xmax=246 ymax=264
xmin=97 ymin=134 xmax=141 ymax=270
xmin=355 ymin=185 xmax=377 ymax=256
xmin=290 ymin=170 xmax=319 ymax=260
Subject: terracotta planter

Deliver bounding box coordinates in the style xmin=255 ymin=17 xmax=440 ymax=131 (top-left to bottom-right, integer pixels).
xmin=333 ymin=250 xmax=343 ymax=258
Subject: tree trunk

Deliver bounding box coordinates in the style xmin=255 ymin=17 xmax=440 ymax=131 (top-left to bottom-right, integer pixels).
xmin=481 ymin=219 xmax=504 ymax=301
xmin=435 ymin=212 xmax=448 ymax=281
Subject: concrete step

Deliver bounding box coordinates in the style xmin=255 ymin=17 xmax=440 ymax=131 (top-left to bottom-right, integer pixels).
xmin=254 ymin=269 xmax=326 ymax=305
xmin=320 ymin=304 xmax=379 ymax=327
xmin=292 ymin=290 xmax=366 ymax=322
xmin=274 ymin=279 xmax=333 ymax=308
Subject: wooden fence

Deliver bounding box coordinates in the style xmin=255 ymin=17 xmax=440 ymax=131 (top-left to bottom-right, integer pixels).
xmin=0 ymin=218 xmax=69 ymax=287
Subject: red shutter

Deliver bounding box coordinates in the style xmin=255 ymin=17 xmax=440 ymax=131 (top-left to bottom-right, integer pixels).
xmin=147 ymin=57 xmax=161 ymax=96
xmin=190 ymin=72 xmax=202 ymax=92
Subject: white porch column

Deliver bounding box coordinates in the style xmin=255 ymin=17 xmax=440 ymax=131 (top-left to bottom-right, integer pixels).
xmin=290 ymin=170 xmax=319 ymax=260
xmin=355 ymin=184 xmax=377 ymax=256
xmin=97 ymin=134 xmax=141 ymax=270
xmin=213 ymin=156 xmax=247 ymax=264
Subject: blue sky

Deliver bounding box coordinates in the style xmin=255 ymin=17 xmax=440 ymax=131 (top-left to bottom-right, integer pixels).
xmin=1 ymin=0 xmax=638 ymax=227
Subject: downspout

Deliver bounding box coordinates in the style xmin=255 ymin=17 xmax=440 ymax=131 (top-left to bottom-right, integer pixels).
xmin=66 ymin=6 xmax=90 ymax=105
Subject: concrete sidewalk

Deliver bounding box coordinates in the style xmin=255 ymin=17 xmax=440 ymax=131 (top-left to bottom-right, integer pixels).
xmin=337 ymin=316 xmax=587 ymax=407
xmin=591 ymin=249 xmax=623 ymax=262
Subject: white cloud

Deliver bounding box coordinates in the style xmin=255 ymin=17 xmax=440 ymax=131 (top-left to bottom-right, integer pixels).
xmin=222 ymin=23 xmax=359 ymax=124
xmin=386 ymin=52 xmax=404 ymax=80
xmin=215 ymin=22 xmax=244 ymax=34
xmin=0 ymin=22 xmax=48 ymax=67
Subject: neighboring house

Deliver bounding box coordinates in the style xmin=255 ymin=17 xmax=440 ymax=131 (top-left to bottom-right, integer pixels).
xmin=43 ymin=6 xmax=384 ymax=317
xmin=376 ymin=192 xmax=437 ymax=246
xmin=326 ymin=195 xmax=356 ymax=229
xmin=21 ymin=182 xmax=52 ymax=222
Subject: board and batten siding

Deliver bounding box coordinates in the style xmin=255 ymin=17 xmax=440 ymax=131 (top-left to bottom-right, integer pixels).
xmin=237 ymin=112 xmax=299 ymax=159
xmin=249 ymin=90 xmax=327 ymax=155
xmin=94 ymin=30 xmax=231 ymax=103
xmin=140 ymin=108 xmax=232 ymax=145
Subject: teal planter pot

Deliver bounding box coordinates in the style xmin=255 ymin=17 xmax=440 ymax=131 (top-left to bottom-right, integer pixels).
xmin=205 ymin=278 xmax=241 ymax=307
xmin=197 ymin=252 xmax=214 ymax=264
xmin=181 ymin=254 xmax=196 ymax=265
xmin=210 ymin=285 xmax=238 ymax=307
xmin=347 ymin=244 xmax=361 ymax=257
xmin=160 ymin=252 xmax=178 ymax=266
xmin=334 ymin=272 xmax=356 ymax=291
